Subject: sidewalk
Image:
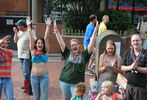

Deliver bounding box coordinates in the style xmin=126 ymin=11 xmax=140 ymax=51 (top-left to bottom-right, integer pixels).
xmin=1 ymin=52 xmax=93 ymax=100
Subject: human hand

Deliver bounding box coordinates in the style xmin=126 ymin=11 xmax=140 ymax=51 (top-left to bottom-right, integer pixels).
xmin=13 ymin=27 xmax=19 ymax=33
xmin=130 ymin=60 xmax=137 ymax=70
xmin=26 ymin=16 xmax=31 ymax=26
xmin=45 ymin=17 xmax=52 ymax=26
xmin=0 ymin=35 xmax=11 ymax=44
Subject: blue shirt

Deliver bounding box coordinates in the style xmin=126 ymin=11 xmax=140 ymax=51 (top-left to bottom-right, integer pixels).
xmin=83 ymin=24 xmax=95 ymax=47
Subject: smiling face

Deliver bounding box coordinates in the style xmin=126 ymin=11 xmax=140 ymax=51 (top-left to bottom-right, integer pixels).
xmin=70 ymin=39 xmax=81 ymax=55
xmin=131 ymin=34 xmax=142 ymax=49
xmin=106 ymin=44 xmax=115 ymax=56
xmin=35 ymin=39 xmax=44 ymax=51
xmin=101 ymin=87 xmax=112 ymax=96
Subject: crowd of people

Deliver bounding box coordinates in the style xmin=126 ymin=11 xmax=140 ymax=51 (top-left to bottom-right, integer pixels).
xmin=0 ymin=14 xmax=146 ymax=100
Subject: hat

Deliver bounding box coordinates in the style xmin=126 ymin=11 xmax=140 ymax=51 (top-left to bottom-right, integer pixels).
xmin=15 ymin=19 xmax=26 ymax=26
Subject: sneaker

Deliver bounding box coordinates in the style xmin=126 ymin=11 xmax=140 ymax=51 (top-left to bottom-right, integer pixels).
xmin=87 ymin=68 xmax=95 ymax=74
xmin=85 ymin=72 xmax=93 ymax=77
xmin=91 ymin=64 xmax=95 ymax=69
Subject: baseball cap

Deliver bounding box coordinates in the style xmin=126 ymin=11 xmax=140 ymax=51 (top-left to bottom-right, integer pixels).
xmin=15 ymin=19 xmax=26 ymax=26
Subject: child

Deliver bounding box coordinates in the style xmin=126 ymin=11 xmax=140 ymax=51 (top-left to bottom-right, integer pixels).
xmin=95 ymin=81 xmax=125 ymax=100
xmin=71 ymin=82 xmax=87 ymax=100
xmin=0 ymin=35 xmax=14 ymax=100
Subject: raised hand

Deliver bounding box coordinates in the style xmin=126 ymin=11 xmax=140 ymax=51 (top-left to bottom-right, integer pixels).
xmin=45 ymin=17 xmax=52 ymax=26
xmin=26 ymin=16 xmax=31 ymax=26
xmin=130 ymin=60 xmax=137 ymax=70
xmin=0 ymin=35 xmax=11 ymax=44
xmin=13 ymin=27 xmax=19 ymax=33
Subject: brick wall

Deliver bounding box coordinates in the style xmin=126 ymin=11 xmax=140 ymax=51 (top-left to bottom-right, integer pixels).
xmin=0 ymin=0 xmax=28 ymax=14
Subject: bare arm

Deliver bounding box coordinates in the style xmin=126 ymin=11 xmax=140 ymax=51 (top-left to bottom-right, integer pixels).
xmin=53 ymin=19 xmax=65 ymax=52
xmin=0 ymin=35 xmax=11 ymax=46
xmin=137 ymin=67 xmax=147 ymax=74
xmin=26 ymin=16 xmax=35 ymax=52
xmin=44 ymin=18 xmax=52 ymax=54
xmin=112 ymin=55 xmax=121 ymax=73
xmin=13 ymin=27 xmax=19 ymax=43
xmin=121 ymin=60 xmax=137 ymax=72
xmin=88 ymin=21 xmax=98 ymax=54
xmin=98 ymin=54 xmax=106 ymax=73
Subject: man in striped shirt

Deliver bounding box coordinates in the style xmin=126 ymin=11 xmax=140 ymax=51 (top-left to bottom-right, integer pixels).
xmin=0 ymin=35 xmax=14 ymax=100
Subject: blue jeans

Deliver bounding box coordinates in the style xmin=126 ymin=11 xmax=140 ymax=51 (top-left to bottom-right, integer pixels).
xmin=0 ymin=77 xmax=14 ymax=100
xmin=59 ymin=81 xmax=76 ymax=99
xmin=19 ymin=58 xmax=31 ymax=80
xmin=31 ymin=72 xmax=49 ymax=100
xmin=98 ymin=80 xmax=119 ymax=93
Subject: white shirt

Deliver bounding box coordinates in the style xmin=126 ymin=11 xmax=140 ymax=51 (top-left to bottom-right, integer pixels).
xmin=17 ymin=30 xmax=36 ymax=58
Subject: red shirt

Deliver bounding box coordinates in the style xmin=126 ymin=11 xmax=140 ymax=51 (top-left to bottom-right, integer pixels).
xmin=100 ymin=93 xmax=119 ymax=100
xmin=0 ymin=49 xmax=13 ymax=77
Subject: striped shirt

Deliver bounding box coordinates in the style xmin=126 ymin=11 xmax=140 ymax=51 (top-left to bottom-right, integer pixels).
xmin=0 ymin=49 xmax=13 ymax=77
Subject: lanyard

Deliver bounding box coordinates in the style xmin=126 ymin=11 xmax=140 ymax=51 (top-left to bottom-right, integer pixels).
xmin=74 ymin=96 xmax=83 ymax=100
xmin=131 ymin=48 xmax=144 ymax=62
xmin=130 ymin=48 xmax=144 ymax=73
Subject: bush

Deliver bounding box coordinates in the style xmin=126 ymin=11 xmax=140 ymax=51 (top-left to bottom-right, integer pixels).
xmin=62 ymin=9 xmax=134 ymax=35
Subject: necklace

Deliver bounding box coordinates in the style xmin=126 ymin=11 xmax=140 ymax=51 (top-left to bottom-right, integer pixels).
xmin=33 ymin=50 xmax=43 ymax=56
xmin=0 ymin=51 xmax=6 ymax=66
xmin=130 ymin=47 xmax=144 ymax=73
xmin=72 ymin=54 xmax=85 ymax=73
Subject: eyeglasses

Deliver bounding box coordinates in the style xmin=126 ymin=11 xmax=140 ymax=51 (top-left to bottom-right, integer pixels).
xmin=71 ymin=44 xmax=78 ymax=47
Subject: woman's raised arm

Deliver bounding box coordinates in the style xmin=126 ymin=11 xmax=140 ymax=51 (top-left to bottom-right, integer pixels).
xmin=88 ymin=21 xmax=99 ymax=54
xmin=44 ymin=17 xmax=52 ymax=54
xmin=26 ymin=16 xmax=35 ymax=52
xmin=53 ymin=19 xmax=65 ymax=52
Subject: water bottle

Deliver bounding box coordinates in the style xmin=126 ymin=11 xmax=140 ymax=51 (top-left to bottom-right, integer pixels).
xmin=88 ymin=90 xmax=92 ymax=100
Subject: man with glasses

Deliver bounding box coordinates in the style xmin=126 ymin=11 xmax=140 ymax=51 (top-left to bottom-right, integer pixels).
xmin=121 ymin=34 xmax=147 ymax=100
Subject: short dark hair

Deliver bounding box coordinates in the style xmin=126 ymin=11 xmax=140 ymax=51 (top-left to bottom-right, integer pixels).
xmin=34 ymin=38 xmax=47 ymax=53
xmin=89 ymin=14 xmax=97 ymax=22
xmin=75 ymin=82 xmax=86 ymax=93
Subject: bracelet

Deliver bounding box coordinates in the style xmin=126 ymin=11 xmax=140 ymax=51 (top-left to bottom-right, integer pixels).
xmin=134 ymin=66 xmax=138 ymax=70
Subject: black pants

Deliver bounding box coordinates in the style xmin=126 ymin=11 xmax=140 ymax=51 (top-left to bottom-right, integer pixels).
xmin=125 ymin=84 xmax=147 ymax=100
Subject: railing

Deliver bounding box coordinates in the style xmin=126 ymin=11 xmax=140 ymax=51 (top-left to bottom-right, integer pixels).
xmin=62 ymin=29 xmax=85 ymax=36
xmin=62 ymin=28 xmax=135 ymax=37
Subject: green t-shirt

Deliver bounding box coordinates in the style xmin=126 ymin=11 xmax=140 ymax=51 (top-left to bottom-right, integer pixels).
xmin=59 ymin=47 xmax=91 ymax=84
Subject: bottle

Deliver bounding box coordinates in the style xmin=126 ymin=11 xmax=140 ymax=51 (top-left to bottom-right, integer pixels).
xmin=88 ymin=90 xmax=92 ymax=100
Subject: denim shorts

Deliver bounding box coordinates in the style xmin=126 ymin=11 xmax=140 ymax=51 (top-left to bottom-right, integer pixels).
xmin=59 ymin=81 xmax=76 ymax=99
